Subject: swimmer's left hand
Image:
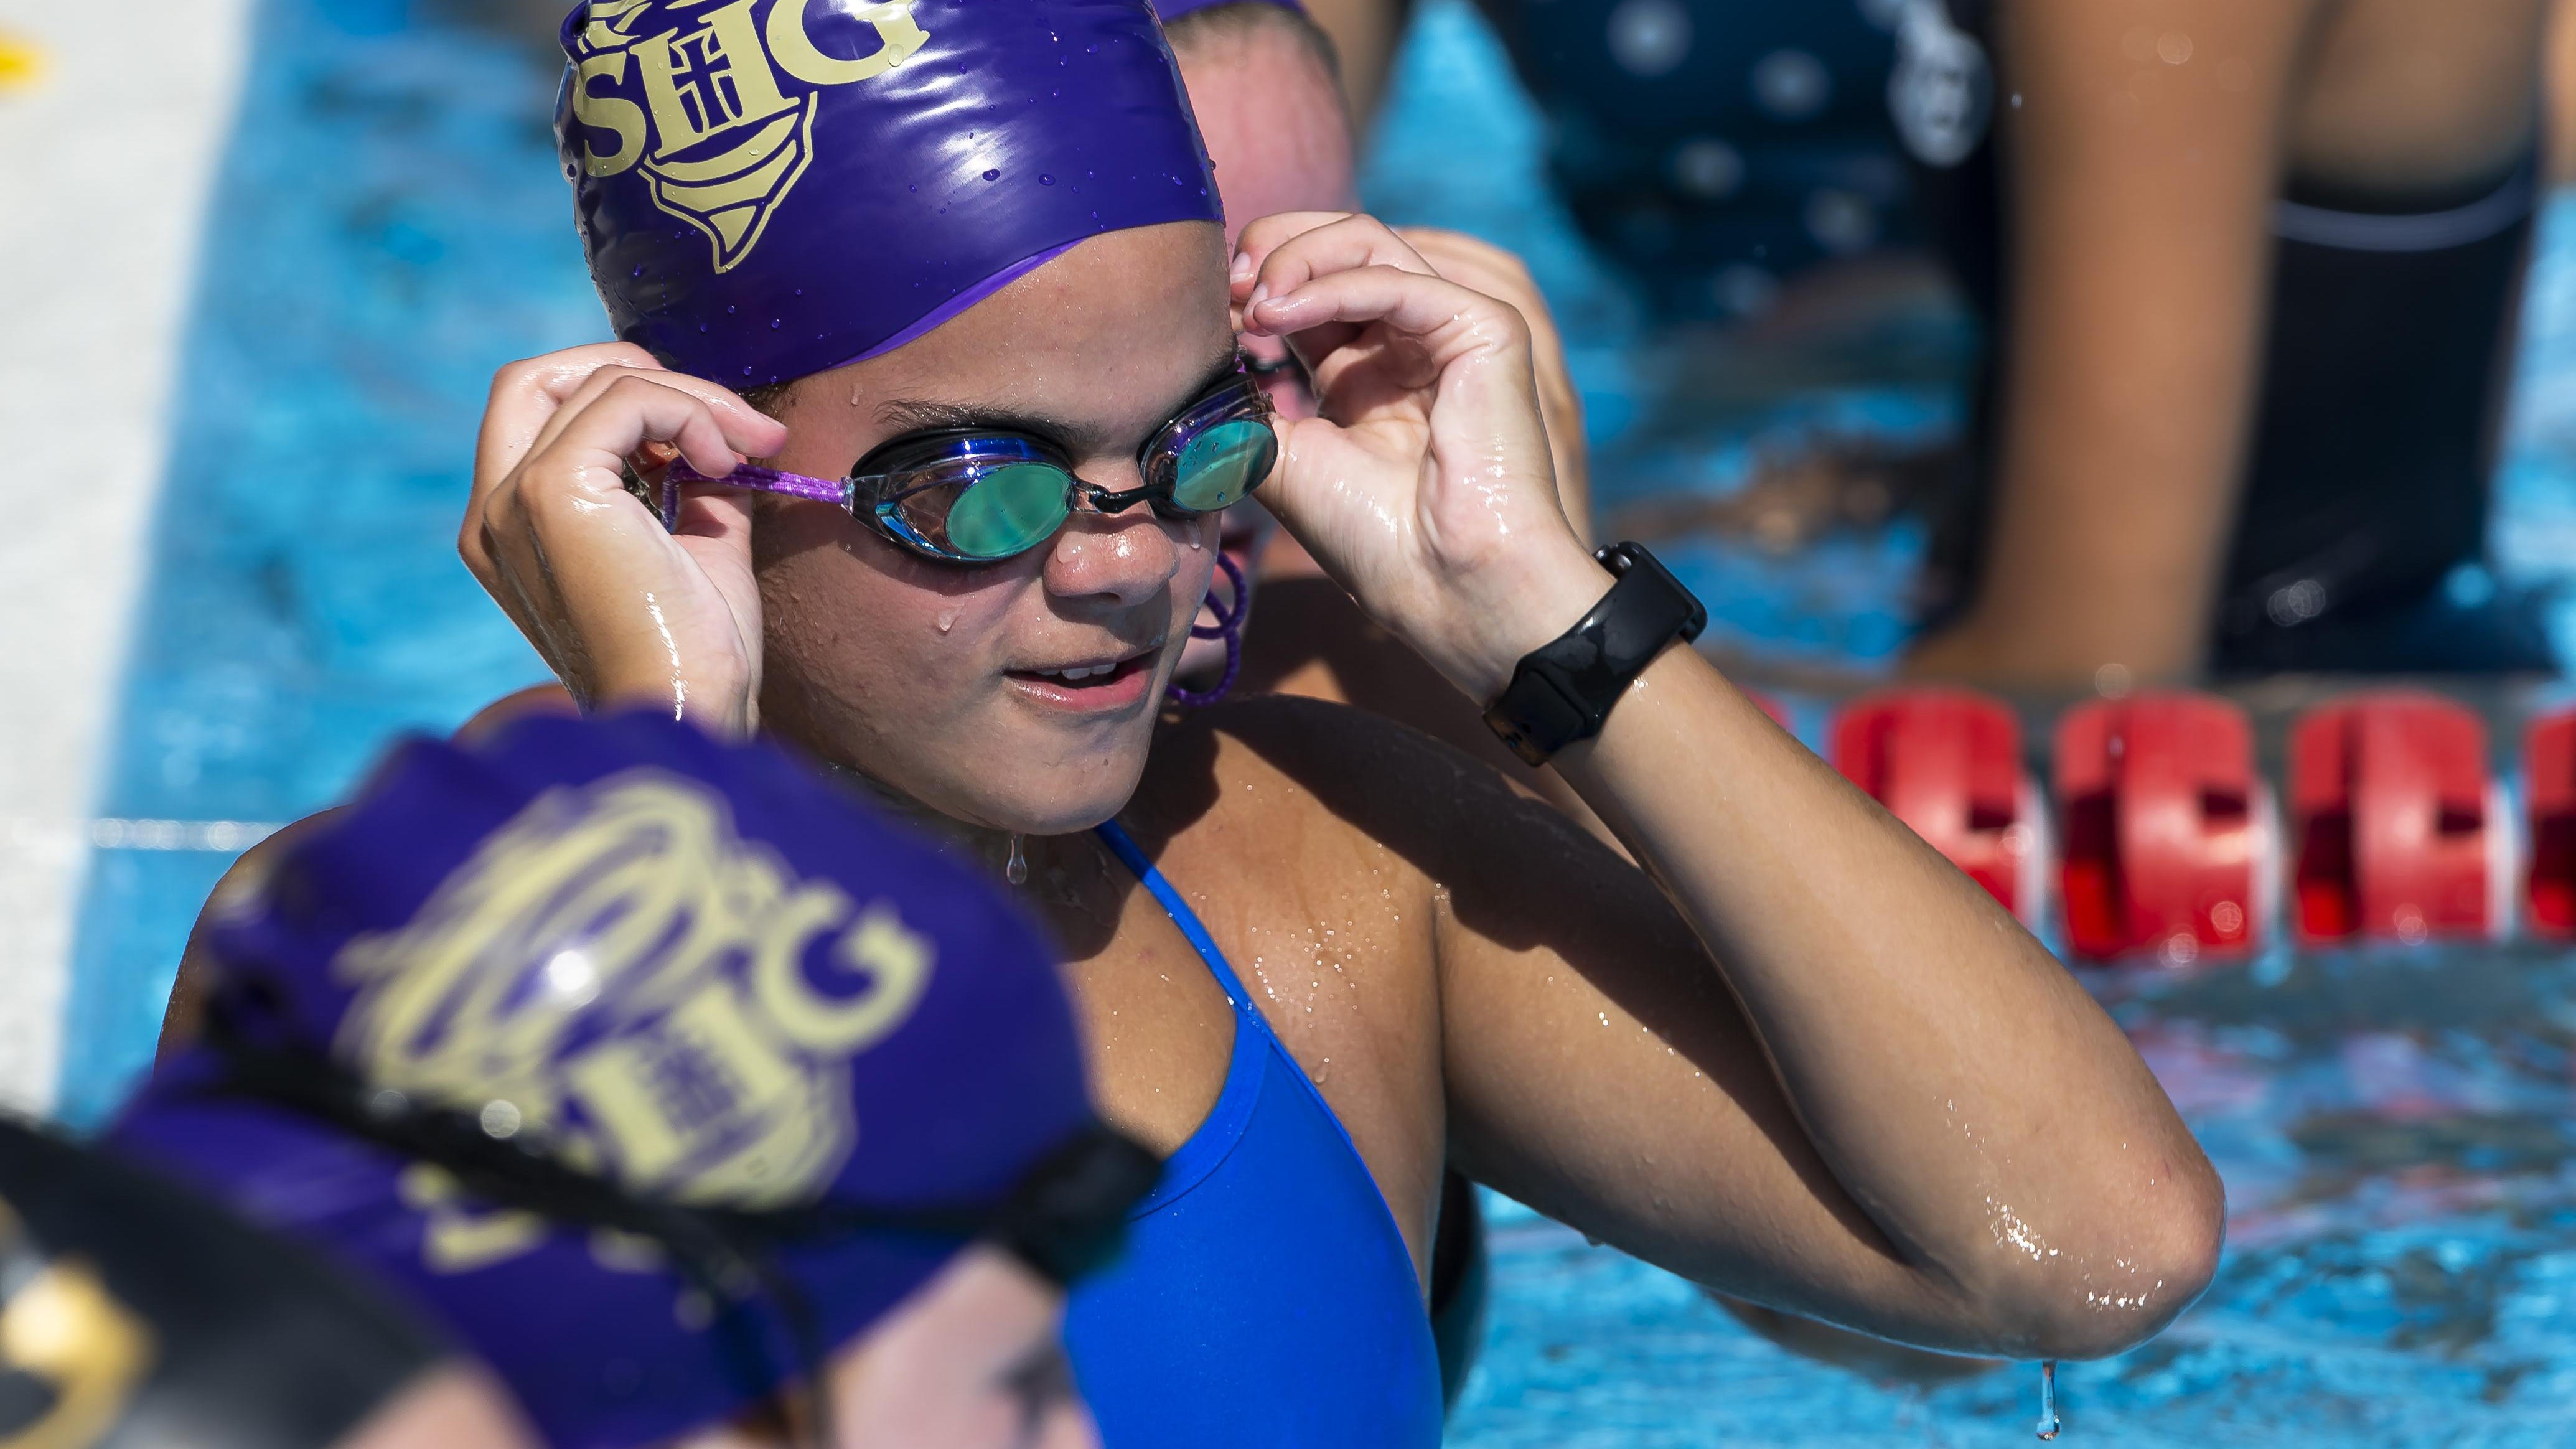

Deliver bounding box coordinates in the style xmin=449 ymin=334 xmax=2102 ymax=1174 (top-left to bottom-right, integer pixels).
xmin=1232 ymin=212 xmax=1606 ymax=703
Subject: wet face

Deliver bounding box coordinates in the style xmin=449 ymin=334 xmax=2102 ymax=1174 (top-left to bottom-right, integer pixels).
xmin=751 ymin=222 xmax=1234 ymax=834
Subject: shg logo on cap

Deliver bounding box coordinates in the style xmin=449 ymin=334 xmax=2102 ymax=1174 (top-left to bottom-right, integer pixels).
xmin=567 ymin=0 xmax=930 ymax=273
xmin=330 ymin=769 xmax=936 ymax=1278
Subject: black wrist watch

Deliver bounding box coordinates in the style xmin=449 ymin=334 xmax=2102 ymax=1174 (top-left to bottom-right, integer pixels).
xmin=1481 ymin=542 xmax=1707 ymax=767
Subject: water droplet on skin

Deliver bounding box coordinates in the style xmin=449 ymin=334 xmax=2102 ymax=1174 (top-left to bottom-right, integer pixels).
xmin=2035 ymin=1361 xmax=2061 ymax=1440
xmin=935 ymin=608 xmax=958 ymax=634
xmin=1039 ymin=174 xmax=1054 ymax=185
xmin=983 ymin=168 xmax=1000 ymax=181
xmin=1005 ymin=835 xmax=1028 ymax=886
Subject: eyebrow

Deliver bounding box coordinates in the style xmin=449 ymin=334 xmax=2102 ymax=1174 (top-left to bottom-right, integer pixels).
xmin=871 ymin=350 xmax=1242 ymax=459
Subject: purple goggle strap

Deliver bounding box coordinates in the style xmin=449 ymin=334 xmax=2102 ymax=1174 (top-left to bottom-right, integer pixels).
xmin=660 ymin=461 xmax=849 ymax=530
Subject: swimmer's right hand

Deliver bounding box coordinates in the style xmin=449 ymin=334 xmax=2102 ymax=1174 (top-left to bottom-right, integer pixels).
xmin=462 ymin=342 xmax=787 ymax=736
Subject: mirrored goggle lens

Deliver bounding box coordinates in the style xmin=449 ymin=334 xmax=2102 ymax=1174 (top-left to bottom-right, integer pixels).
xmin=1169 ymin=418 xmax=1276 ymax=513
xmin=892 ymin=462 xmax=1074 ymax=560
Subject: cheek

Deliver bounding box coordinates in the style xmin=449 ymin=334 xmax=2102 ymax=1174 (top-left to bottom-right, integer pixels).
xmin=1170 ymin=517 xmax=1225 ymax=617
xmin=755 ymin=505 xmax=1029 ymax=715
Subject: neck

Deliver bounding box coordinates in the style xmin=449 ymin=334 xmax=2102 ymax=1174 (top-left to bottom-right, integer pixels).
xmin=821 ymin=760 xmax=1041 ymax=887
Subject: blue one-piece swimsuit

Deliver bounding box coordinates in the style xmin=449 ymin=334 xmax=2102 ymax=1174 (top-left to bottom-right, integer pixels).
xmin=1064 ymin=823 xmax=1445 ymax=1448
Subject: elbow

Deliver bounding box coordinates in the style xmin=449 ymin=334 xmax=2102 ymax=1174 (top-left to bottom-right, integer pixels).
xmin=2041 ymin=1165 xmax=2226 ymax=1360
xmin=1970 ymin=1157 xmax=2228 ymax=1361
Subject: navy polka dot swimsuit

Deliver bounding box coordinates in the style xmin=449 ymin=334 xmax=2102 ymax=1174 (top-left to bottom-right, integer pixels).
xmin=1474 ymin=0 xmax=1956 ymax=319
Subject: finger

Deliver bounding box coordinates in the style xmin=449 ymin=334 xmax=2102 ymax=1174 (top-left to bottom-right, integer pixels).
xmin=465 ymin=343 xmax=663 ymax=580
xmin=479 ymin=378 xmax=743 ymax=614
xmin=1247 ymin=264 xmax=1531 ymax=368
xmin=1230 ymin=209 xmax=1360 ymax=292
xmin=540 ymin=374 xmax=752 ymax=488
xmin=1239 ymin=215 xmax=1436 ymax=317
xmin=1397 ymin=228 xmax=1590 ymax=536
xmin=523 ymin=365 xmax=785 ymax=469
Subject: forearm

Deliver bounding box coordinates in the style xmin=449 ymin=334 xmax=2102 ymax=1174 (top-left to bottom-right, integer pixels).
xmin=1553 ymin=650 xmax=2221 ymax=1351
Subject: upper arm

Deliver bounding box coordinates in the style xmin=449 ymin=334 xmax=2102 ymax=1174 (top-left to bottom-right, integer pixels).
xmin=1414 ymin=764 xmax=1944 ymax=1329
xmin=1195 ymin=699 xmax=1965 ymax=1336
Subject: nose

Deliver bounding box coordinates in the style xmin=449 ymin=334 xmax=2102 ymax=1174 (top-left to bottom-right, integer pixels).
xmin=1044 ymin=471 xmax=1197 ymax=611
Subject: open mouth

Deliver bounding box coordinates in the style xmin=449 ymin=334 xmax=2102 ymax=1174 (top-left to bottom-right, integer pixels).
xmin=1005 ymin=650 xmax=1159 ymax=711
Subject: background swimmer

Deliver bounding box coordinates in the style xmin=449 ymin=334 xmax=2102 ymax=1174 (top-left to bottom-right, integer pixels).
xmin=0 ymin=1115 xmax=540 ymax=1449
xmin=1303 ymin=0 xmax=2561 ymax=682
xmin=130 ymin=711 xmax=1155 ymax=1449
xmin=1911 ymin=0 xmax=2560 ymax=680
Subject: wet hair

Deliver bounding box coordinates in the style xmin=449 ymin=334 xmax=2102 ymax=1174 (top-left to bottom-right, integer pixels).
xmin=742 ymin=380 xmax=795 ymax=423
xmin=1165 ymin=1 xmax=1341 ymax=84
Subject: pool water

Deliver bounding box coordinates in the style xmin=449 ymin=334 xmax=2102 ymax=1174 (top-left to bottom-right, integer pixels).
xmin=63 ymin=0 xmax=2576 ymax=1442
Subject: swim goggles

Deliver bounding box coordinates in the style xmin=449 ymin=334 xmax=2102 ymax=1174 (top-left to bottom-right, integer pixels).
xmin=194 ymin=989 xmax=1162 ymax=1291
xmin=191 ymin=985 xmax=1161 ymax=1449
xmin=660 ymin=368 xmax=1278 ymax=565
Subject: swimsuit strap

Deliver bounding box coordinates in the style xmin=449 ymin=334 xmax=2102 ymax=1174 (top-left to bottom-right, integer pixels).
xmin=1094 ymin=821 xmax=1260 ymax=1016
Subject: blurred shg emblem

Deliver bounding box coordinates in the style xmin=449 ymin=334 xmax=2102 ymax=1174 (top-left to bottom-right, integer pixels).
xmin=568 ymin=0 xmax=929 ymax=272
xmin=332 ymin=769 xmax=935 ymax=1273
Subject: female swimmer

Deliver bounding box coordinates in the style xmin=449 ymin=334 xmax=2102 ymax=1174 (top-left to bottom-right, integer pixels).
xmin=206 ymin=2 xmax=2226 ymax=1443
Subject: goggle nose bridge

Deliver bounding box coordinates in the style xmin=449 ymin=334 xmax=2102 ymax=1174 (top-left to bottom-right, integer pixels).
xmin=1078 ymin=481 xmax=1164 ymax=516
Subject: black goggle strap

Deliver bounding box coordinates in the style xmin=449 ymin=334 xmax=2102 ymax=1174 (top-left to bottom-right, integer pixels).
xmin=189 ymin=988 xmax=1160 ymax=1448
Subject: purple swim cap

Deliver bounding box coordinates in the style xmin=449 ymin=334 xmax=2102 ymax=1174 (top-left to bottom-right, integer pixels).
xmin=557 ymin=0 xmax=1224 ymax=385
xmin=114 ymin=713 xmax=1114 ymax=1449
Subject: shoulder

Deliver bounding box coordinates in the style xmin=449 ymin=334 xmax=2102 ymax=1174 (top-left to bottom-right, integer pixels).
xmin=1125 ymin=694 xmax=1602 ymax=891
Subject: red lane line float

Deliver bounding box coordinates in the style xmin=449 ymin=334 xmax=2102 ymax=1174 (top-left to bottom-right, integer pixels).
xmin=2289 ymin=691 xmax=2508 ymax=945
xmin=1830 ymin=688 xmax=2045 ymax=926
xmin=2524 ymin=708 xmax=2576 ymax=936
xmin=2054 ymin=693 xmax=2270 ymax=965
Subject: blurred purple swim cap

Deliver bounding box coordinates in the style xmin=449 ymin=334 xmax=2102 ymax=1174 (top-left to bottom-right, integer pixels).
xmin=114 ymin=712 xmax=1101 ymax=1449
xmin=557 ymin=0 xmax=1224 ymax=385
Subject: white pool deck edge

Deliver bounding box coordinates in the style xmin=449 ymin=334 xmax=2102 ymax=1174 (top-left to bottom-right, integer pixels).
xmin=0 ymin=1 xmax=251 ymax=1116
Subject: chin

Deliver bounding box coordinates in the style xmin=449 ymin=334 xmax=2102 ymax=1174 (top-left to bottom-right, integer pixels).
xmin=936 ymin=741 xmax=1155 ymax=836
xmin=916 ymin=689 xmax=1167 ymax=836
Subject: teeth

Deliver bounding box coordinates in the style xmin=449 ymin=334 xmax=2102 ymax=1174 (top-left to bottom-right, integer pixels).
xmin=1041 ymin=662 xmax=1118 ymax=681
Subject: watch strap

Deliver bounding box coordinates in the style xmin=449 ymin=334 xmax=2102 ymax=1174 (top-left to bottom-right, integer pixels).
xmin=1482 ymin=542 xmax=1707 ymax=766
